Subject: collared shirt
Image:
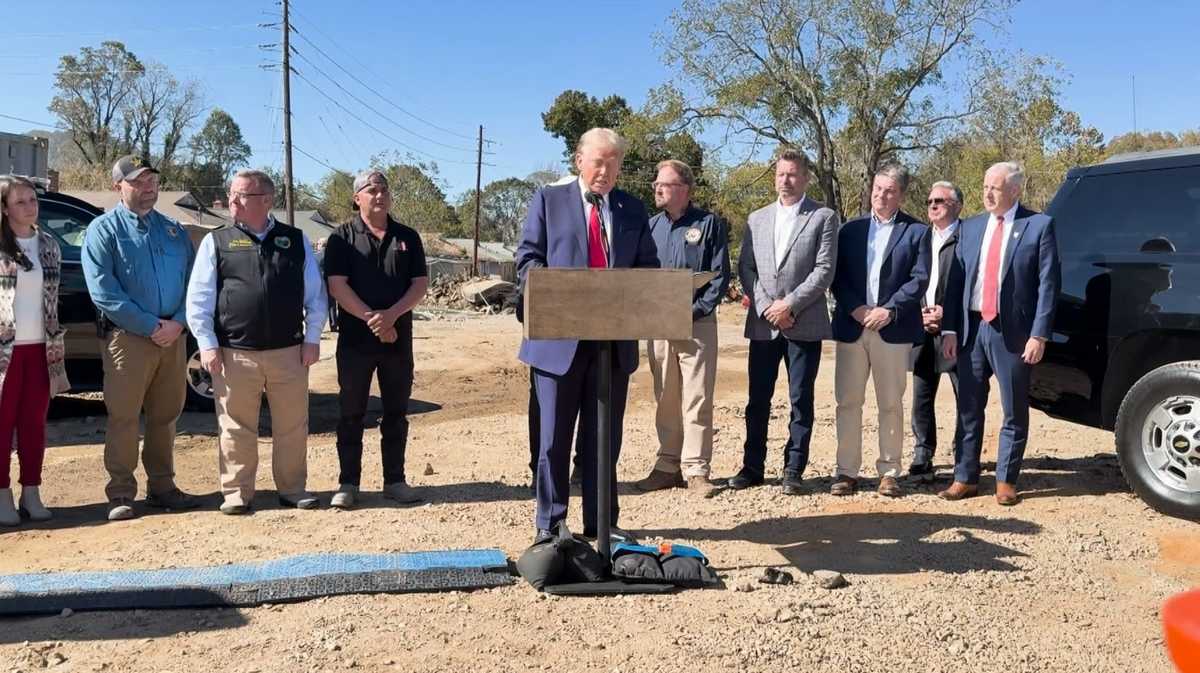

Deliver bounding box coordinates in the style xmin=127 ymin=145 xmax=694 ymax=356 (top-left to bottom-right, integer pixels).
xmin=323 ymin=214 xmax=428 ymax=351
xmin=648 ymin=204 xmax=731 ymax=320
xmin=925 ymin=219 xmax=959 ymax=307
xmin=186 ymin=216 xmax=326 ymax=352
xmin=866 ymin=210 xmax=897 ymax=306
xmin=82 ymin=202 xmax=195 ymax=337
xmin=772 ymin=197 xmax=804 ymax=265
xmin=971 ymin=202 xmax=1019 ymax=311
xmin=577 ymin=177 xmax=614 ymax=257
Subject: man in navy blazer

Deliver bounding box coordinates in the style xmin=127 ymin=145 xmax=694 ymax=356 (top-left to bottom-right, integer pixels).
xmin=516 ymin=128 xmax=659 ymax=541
xmin=941 ymin=161 xmax=1060 ymax=505
xmin=830 ymin=164 xmax=930 ymax=497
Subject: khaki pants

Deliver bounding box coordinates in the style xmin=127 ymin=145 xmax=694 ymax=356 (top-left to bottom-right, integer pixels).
xmin=646 ymin=314 xmax=718 ymax=478
xmin=834 ymin=329 xmax=910 ymax=479
xmin=102 ymin=330 xmax=186 ymax=501
xmin=212 ymin=345 xmax=309 ymax=506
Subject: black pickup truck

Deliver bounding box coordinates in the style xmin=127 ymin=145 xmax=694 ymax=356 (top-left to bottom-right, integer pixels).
xmin=1031 ymin=146 xmax=1200 ymax=519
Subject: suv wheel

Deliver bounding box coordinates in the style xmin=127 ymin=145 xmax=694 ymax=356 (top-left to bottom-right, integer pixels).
xmin=1115 ymin=362 xmax=1200 ymax=520
xmin=185 ymin=337 xmax=216 ymax=412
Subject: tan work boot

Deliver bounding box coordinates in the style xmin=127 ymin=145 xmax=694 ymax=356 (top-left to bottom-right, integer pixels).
xmin=687 ymin=475 xmax=716 ymax=499
xmin=634 ymin=469 xmax=685 ymax=492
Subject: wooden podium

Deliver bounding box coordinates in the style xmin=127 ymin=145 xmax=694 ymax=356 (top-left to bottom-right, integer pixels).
xmin=524 ymin=268 xmax=709 ymax=561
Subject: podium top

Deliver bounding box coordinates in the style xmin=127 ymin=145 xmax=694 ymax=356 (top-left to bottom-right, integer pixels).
xmin=523 ymin=268 xmax=701 ymax=341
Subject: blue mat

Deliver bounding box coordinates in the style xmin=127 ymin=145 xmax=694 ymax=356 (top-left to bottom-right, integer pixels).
xmin=0 ymin=550 xmax=512 ymax=615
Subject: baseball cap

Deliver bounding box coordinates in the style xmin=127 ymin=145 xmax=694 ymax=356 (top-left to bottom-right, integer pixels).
xmin=112 ymin=155 xmax=159 ymax=184
xmin=353 ymin=170 xmax=389 ymax=194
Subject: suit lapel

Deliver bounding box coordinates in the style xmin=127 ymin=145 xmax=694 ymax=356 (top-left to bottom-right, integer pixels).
xmin=1002 ymin=208 xmax=1030 ymax=278
xmin=759 ymin=203 xmax=778 ymax=271
xmin=778 ymin=199 xmax=814 ymax=268
xmin=608 ymin=194 xmax=625 ymax=268
xmin=962 ymin=214 xmax=987 ymax=296
xmin=566 ymin=180 xmax=589 ymax=265
xmin=880 ymin=217 xmax=906 ymax=264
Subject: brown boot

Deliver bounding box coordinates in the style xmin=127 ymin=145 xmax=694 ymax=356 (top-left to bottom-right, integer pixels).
xmin=995 ymin=481 xmax=1020 ymax=506
xmin=877 ymin=476 xmax=903 ymax=497
xmin=687 ymin=476 xmax=716 ymax=499
xmin=830 ymin=476 xmax=858 ymax=496
xmin=938 ymin=481 xmax=979 ymax=501
xmin=634 ymin=469 xmax=685 ymax=492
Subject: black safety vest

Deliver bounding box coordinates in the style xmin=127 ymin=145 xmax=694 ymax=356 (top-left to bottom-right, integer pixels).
xmin=212 ymin=222 xmax=306 ymax=350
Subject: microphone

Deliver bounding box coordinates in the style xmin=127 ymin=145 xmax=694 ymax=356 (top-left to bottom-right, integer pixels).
xmin=584 ymin=190 xmax=611 ymax=264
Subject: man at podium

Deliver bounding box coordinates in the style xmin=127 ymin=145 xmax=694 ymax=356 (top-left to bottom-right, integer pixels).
xmin=515 ymin=128 xmax=659 ymax=542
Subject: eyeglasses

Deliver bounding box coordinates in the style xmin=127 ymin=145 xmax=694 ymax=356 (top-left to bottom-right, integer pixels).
xmin=231 ymin=191 xmax=271 ymax=201
xmin=926 ymin=197 xmax=956 ymax=206
xmin=652 ymin=182 xmax=688 ymax=189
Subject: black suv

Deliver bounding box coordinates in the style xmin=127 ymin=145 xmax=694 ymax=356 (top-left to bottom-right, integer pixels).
xmin=1032 ymin=147 xmax=1200 ymax=519
xmin=36 ymin=190 xmax=215 ymax=410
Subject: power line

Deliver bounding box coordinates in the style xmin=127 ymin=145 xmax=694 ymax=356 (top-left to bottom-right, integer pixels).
xmin=0 ymin=112 xmax=62 ymax=129
xmin=289 ymin=47 xmax=480 ymax=155
xmin=293 ymin=143 xmax=350 ymax=177
xmin=291 ymin=69 xmax=489 ymax=167
xmin=6 ymin=23 xmax=264 ymax=39
xmin=287 ymin=7 xmax=485 ymax=144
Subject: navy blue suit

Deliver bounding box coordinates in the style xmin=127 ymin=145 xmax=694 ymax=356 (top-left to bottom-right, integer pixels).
xmin=831 ymin=211 xmax=930 ymax=346
xmin=943 ymin=204 xmax=1060 ymax=485
xmin=516 ymin=180 xmax=658 ymax=532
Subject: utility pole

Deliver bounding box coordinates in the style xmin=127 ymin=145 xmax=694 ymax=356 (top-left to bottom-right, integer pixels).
xmin=282 ymin=0 xmax=295 ymax=227
xmin=473 ymin=125 xmax=483 ymax=277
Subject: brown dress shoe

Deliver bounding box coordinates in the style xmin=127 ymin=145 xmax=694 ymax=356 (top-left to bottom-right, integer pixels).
xmin=938 ymin=481 xmax=979 ymax=501
xmin=687 ymin=475 xmax=716 ymax=499
xmin=995 ymin=481 xmax=1020 ymax=506
xmin=877 ymin=476 xmax=903 ymax=497
xmin=634 ymin=469 xmax=685 ymax=492
xmin=830 ymin=476 xmax=858 ymax=496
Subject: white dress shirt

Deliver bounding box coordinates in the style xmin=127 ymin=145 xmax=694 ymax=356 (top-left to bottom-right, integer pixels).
xmin=971 ymin=203 xmax=1019 ymax=312
xmin=577 ymin=177 xmax=613 ymax=259
xmin=772 ymin=196 xmax=804 ymax=265
xmin=925 ymin=219 xmax=959 ymax=307
xmin=186 ymin=216 xmax=328 ymax=352
xmin=866 ymin=211 xmax=896 ymax=306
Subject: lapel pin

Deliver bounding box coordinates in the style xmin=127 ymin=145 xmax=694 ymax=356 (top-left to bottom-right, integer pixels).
xmin=685 ymin=227 xmax=702 ymax=245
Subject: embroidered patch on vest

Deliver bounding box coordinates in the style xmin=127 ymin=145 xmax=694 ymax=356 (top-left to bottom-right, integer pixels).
xmin=684 ymin=227 xmax=702 ymax=245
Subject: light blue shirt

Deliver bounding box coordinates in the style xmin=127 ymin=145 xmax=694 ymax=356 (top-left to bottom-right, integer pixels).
xmin=81 ymin=202 xmax=195 ymax=337
xmin=185 ymin=217 xmax=327 ymax=352
xmin=865 ymin=211 xmax=897 ymax=306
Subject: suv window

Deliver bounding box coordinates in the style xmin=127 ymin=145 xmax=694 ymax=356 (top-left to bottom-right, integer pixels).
xmin=1054 ymin=165 xmax=1200 ymax=255
xmin=38 ymin=199 xmax=94 ymax=248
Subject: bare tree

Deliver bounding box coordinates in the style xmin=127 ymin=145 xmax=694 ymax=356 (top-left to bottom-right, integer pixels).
xmin=124 ymin=64 xmax=203 ymax=170
xmin=661 ymin=0 xmax=1014 ymax=217
xmin=48 ymin=41 xmax=145 ymax=168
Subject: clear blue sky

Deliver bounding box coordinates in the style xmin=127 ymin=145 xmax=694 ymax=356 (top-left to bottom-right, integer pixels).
xmin=4 ymin=1 xmax=1198 ymax=199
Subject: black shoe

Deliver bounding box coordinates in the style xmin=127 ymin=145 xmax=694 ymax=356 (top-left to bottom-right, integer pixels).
xmin=728 ymin=470 xmax=764 ymax=490
xmin=781 ymin=471 xmax=805 ymax=496
xmin=145 ymin=488 xmax=200 ymax=510
xmin=907 ymin=463 xmax=936 ymax=483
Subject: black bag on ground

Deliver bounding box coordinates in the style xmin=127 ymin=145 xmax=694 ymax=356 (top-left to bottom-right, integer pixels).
xmin=515 ymin=538 xmax=564 ymax=591
xmin=611 ymin=543 xmax=720 ymax=588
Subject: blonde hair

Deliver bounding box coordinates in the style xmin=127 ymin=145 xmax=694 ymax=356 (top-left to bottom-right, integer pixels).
xmin=655 ymin=159 xmax=695 ymax=187
xmin=576 ymin=128 xmax=628 ymax=160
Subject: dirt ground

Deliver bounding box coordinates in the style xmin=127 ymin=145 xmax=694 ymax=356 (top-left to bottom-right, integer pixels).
xmin=1 ymin=305 xmax=1196 ymax=673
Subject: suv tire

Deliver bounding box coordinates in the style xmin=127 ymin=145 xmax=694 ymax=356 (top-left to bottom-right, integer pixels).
xmin=184 ymin=336 xmax=216 ymax=412
xmin=1114 ymin=361 xmax=1200 ymax=520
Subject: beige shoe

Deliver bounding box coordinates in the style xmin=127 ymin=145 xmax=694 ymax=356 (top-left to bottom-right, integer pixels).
xmin=877 ymin=476 xmax=903 ymax=498
xmin=383 ymin=482 xmax=423 ymax=504
xmin=634 ymin=469 xmax=685 ymax=492
xmin=0 ymin=488 xmax=18 ymax=527
xmin=330 ymin=485 xmax=357 ymax=509
xmin=687 ymin=476 xmax=716 ymax=499
xmin=18 ymin=486 xmax=51 ymax=521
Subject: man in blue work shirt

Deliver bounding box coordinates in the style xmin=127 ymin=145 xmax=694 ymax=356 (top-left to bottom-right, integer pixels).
xmin=634 ymin=159 xmax=731 ymax=499
xmin=82 ymin=155 xmax=199 ymax=521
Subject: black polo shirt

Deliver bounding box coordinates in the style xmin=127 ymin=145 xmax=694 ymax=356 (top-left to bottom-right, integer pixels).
xmin=324 ymin=214 xmax=427 ymax=352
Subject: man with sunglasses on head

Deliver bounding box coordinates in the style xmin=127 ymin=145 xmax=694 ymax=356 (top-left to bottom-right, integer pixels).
xmin=907 ymin=182 xmax=963 ymax=483
xmin=186 ymin=169 xmax=327 ymax=515
xmin=82 ymin=155 xmax=200 ymax=522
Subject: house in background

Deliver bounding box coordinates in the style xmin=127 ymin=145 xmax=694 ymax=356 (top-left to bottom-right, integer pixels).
xmin=62 ymin=190 xmax=227 ymax=247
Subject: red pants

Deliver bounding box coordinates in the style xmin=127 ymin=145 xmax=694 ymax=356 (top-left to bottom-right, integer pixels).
xmin=0 ymin=343 xmax=50 ymax=488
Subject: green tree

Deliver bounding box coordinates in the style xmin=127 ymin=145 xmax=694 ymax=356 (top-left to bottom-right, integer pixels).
xmin=541 ymin=91 xmax=633 ymax=161
xmin=1104 ymin=130 xmax=1200 ymax=157
xmin=188 ymin=108 xmax=252 ymax=181
xmin=660 ymin=0 xmax=1017 ymax=218
xmin=455 ymin=177 xmax=538 ymax=245
xmin=369 ymin=153 xmax=460 ymax=234
xmin=48 ymin=41 xmax=145 ymax=168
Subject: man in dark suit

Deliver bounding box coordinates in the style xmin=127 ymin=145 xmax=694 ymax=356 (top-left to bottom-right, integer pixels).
xmin=941 ymin=161 xmax=1061 ymax=506
xmin=516 ymin=128 xmax=659 ymax=541
xmin=830 ymin=164 xmax=930 ymax=497
xmin=907 ymin=181 xmax=963 ymax=482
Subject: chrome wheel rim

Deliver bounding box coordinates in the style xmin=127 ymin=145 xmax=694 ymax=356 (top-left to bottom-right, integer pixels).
xmin=1141 ymin=395 xmax=1200 ymax=493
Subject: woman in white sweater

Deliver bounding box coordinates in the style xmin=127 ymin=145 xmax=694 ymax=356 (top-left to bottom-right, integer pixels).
xmin=0 ymin=176 xmax=70 ymax=526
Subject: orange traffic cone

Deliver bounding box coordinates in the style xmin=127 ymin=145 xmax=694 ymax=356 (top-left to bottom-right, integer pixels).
xmin=1164 ymin=590 xmax=1200 ymax=673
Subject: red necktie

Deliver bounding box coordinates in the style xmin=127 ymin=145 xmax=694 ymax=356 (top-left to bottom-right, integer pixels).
xmin=587 ymin=203 xmax=608 ymax=268
xmin=981 ymin=215 xmax=1004 ymax=322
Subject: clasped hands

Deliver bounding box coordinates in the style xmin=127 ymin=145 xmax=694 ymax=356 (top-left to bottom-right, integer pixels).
xmin=763 ymin=299 xmax=795 ymax=330
xmin=852 ymin=305 xmax=892 ymax=331
xmin=365 ymin=308 xmax=399 ymax=344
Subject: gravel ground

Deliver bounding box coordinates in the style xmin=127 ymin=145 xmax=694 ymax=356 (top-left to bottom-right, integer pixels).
xmin=0 ymin=306 xmax=1194 ymax=673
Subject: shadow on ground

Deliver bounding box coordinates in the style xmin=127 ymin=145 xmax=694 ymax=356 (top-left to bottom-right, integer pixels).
xmin=0 ymin=605 xmax=248 ymax=644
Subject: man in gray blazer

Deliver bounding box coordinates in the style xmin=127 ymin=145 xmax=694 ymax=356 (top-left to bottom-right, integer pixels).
xmin=730 ymin=148 xmax=840 ymax=494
